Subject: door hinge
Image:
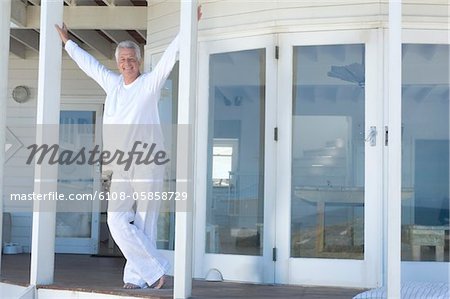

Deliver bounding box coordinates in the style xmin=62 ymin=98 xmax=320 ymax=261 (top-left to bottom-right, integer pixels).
xmin=274 ymin=127 xmax=278 ymax=141
xmin=272 ymin=247 xmax=277 ymax=262
xmin=385 ymin=126 xmax=389 ymax=146
xmin=275 ymin=46 xmax=279 ymax=60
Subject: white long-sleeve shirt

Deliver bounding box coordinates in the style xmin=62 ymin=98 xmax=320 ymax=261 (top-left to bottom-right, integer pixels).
xmin=65 ymin=36 xmax=180 ymax=158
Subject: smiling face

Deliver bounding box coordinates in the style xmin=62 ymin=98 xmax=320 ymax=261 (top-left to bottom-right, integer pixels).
xmin=117 ymin=47 xmax=141 ymax=84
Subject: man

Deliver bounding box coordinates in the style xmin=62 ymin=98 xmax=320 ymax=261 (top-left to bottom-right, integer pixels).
xmin=56 ymin=6 xmax=202 ymax=289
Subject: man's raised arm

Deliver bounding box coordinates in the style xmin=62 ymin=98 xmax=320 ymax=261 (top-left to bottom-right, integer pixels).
xmin=55 ymin=23 xmax=118 ymax=92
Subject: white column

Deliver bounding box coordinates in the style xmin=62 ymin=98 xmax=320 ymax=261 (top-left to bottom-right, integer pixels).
xmin=174 ymin=1 xmax=197 ymax=298
xmin=30 ymin=0 xmax=63 ymax=285
xmin=0 ymin=0 xmax=12 ymax=274
xmin=387 ymin=0 xmax=402 ymax=298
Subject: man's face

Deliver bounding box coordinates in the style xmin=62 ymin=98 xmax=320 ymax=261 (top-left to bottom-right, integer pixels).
xmin=117 ymin=48 xmax=140 ymax=82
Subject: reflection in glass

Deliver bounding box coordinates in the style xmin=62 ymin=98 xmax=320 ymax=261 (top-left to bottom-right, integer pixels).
xmin=401 ymin=44 xmax=449 ymax=262
xmin=157 ymin=63 xmax=179 ymax=250
xmin=57 ymin=111 xmax=96 ymax=238
xmin=291 ymin=44 xmax=365 ymax=259
xmin=206 ymin=49 xmax=265 ymax=255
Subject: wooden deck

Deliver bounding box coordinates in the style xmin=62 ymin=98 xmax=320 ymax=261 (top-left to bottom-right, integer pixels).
xmin=1 ymin=254 xmax=364 ymax=299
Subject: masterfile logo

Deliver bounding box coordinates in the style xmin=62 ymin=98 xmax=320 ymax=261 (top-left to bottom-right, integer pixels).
xmin=26 ymin=141 xmax=170 ymax=171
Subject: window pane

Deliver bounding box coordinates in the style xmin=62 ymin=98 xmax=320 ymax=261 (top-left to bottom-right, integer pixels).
xmin=57 ymin=111 xmax=96 ymax=238
xmin=401 ymin=44 xmax=449 ymax=262
xmin=206 ymin=49 xmax=265 ymax=255
xmin=156 ymin=62 xmax=179 ymax=250
xmin=291 ymin=44 xmax=365 ymax=259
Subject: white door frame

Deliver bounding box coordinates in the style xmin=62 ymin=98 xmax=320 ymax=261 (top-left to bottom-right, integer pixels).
xmin=276 ymin=29 xmax=383 ymax=288
xmin=399 ymin=29 xmax=450 ymax=283
xmin=56 ymin=102 xmax=103 ymax=254
xmin=194 ymin=34 xmax=278 ymax=283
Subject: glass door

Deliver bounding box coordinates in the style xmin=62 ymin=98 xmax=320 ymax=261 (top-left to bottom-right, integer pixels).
xmin=276 ymin=30 xmax=382 ymax=288
xmin=401 ymin=30 xmax=449 ymax=282
xmin=55 ymin=104 xmax=103 ymax=254
xmin=195 ymin=35 xmax=277 ymax=283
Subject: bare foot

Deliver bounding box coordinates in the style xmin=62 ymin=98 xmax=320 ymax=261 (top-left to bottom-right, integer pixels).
xmin=153 ymin=275 xmax=166 ymax=289
xmin=123 ymin=282 xmax=141 ymax=289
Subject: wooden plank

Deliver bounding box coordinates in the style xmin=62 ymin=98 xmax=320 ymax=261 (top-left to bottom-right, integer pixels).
xmin=6 ymin=108 xmax=37 ymax=118
xmin=26 ymin=6 xmax=147 ymax=30
xmin=0 ymin=254 xmax=363 ymax=299
xmin=9 ymin=68 xmax=40 ymax=79
xmin=148 ymin=0 xmax=179 ymax=20
xmin=11 ymin=0 xmax=27 ymax=28
xmin=10 ymin=29 xmax=40 ymax=52
xmin=70 ymin=30 xmax=113 ymax=59
xmin=146 ymin=1 xmax=450 ymax=41
xmin=6 ymin=118 xmax=38 ymax=126
xmin=102 ymin=30 xmax=136 ymax=44
xmin=403 ymin=3 xmax=450 ymax=17
xmin=9 ymin=38 xmax=26 ymax=59
xmin=7 ymin=56 xmax=38 ymax=68
xmin=147 ymin=11 xmax=181 ymax=33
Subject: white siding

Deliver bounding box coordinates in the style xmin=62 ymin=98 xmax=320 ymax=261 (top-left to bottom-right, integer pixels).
xmin=146 ymin=0 xmax=449 ymax=50
xmin=9 ymin=213 xmax=32 ymax=252
xmin=5 ymin=48 xmax=116 ymax=252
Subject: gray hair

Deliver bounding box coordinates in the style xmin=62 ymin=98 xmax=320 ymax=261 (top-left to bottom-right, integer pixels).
xmin=115 ymin=40 xmax=141 ymax=63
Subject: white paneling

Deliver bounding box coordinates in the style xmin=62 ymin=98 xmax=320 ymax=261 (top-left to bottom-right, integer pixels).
xmin=6 ymin=213 xmax=33 ymax=252
xmin=6 ymin=47 xmax=116 ymax=253
xmin=25 ymin=6 xmax=147 ymax=30
xmin=146 ymin=1 xmax=449 ymax=50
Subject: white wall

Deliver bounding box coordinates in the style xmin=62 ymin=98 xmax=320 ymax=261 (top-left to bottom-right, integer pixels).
xmin=146 ymin=0 xmax=449 ymax=51
xmin=5 ymin=48 xmax=116 ymax=252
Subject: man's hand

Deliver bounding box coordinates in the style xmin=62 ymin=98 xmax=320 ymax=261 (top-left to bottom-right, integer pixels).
xmin=55 ymin=23 xmax=69 ymax=45
xmin=198 ymin=5 xmax=202 ymax=22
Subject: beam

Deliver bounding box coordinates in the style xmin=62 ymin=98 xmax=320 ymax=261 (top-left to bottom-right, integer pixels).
xmin=102 ymin=0 xmax=134 ymax=5
xmin=120 ymin=0 xmax=135 ymax=5
xmin=9 ymin=37 xmax=26 ymax=59
xmin=71 ymin=30 xmax=113 ymax=59
xmin=102 ymin=30 xmax=144 ymax=55
xmin=174 ymin=1 xmax=197 ymax=298
xmin=136 ymin=30 xmax=146 ymax=40
xmin=26 ymin=6 xmax=147 ymax=29
xmin=0 ymin=0 xmax=13 ymax=275
xmin=102 ymin=30 xmax=137 ymax=44
xmin=100 ymin=0 xmax=115 ymax=6
xmin=64 ymin=0 xmax=77 ymax=6
xmin=30 ymin=0 xmax=63 ymax=285
xmin=10 ymin=29 xmax=40 ymax=52
xmin=387 ymin=0 xmax=402 ymax=298
xmin=11 ymin=0 xmax=27 ymax=27
xmin=101 ymin=29 xmax=144 ymax=56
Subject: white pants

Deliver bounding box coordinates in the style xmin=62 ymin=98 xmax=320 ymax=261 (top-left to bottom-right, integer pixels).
xmin=107 ymin=166 xmax=169 ymax=287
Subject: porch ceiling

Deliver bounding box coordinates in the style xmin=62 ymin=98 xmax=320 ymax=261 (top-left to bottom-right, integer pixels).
xmin=10 ymin=0 xmax=148 ymax=59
